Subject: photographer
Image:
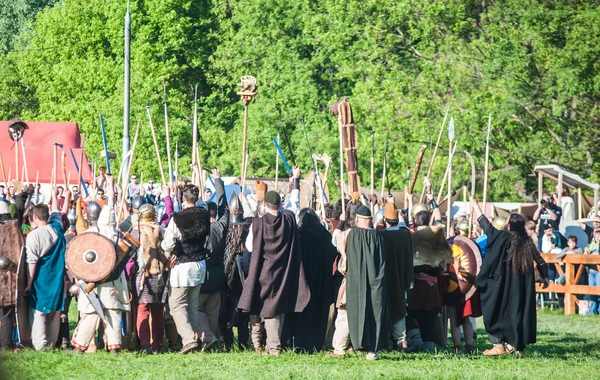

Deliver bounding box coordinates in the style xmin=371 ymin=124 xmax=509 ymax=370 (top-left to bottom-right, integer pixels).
xmin=533 ymin=192 xmax=563 ymax=251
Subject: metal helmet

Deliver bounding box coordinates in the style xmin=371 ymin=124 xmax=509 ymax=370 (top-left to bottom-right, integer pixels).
xmin=0 ymin=256 xmax=12 ymax=271
xmin=86 ymin=201 xmax=102 ymax=224
xmin=138 ymin=203 xmax=156 ymax=223
xmin=411 ymin=202 xmax=428 ymax=217
xmin=492 ymin=216 xmax=507 ymax=230
xmin=228 ymin=191 xmax=245 ymax=224
xmin=373 ymin=209 xmax=385 ymax=227
xmin=456 ymin=220 xmax=470 ymax=237
xmin=67 ymin=208 xmax=77 ymax=231
xmin=131 ymin=196 xmax=146 ymax=212
xmin=155 ymin=204 xmax=166 ymax=224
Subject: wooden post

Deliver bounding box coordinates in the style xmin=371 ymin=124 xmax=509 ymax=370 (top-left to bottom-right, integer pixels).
xmin=538 ymin=171 xmax=544 ymax=203
xmin=565 ymin=260 xmax=575 ymax=315
xmin=577 ymin=187 xmax=582 ymax=219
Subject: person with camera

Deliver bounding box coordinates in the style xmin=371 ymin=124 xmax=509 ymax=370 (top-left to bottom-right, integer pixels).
xmin=533 ymin=192 xmax=563 ymax=251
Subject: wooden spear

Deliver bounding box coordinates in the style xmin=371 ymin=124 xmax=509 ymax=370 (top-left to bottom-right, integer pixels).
xmin=0 ymin=153 xmax=7 ymax=186
xmin=420 ymin=105 xmax=450 ymax=203
xmin=146 ymin=105 xmax=167 ymax=186
xmin=482 ymin=114 xmax=492 ymax=216
xmin=370 ymin=130 xmax=375 ymax=195
xmin=163 ymin=78 xmax=173 ymax=184
xmin=192 ymin=86 xmax=198 ymax=184
xmin=14 ymin=140 xmax=18 ymax=182
xmin=62 ymin=151 xmax=68 ymax=190
xmin=117 ymin=120 xmax=141 ymax=223
xmin=20 ymin=138 xmax=29 ymax=183
xmin=408 ymin=144 xmax=428 ymax=194
xmin=447 ymin=116 xmax=455 ymax=237
xmin=275 ymin=133 xmax=280 ymax=189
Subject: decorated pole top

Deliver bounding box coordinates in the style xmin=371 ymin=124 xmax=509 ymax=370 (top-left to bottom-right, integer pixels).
xmin=236 ymin=76 xmax=257 ymax=105
xmin=8 ymin=118 xmax=29 ymax=142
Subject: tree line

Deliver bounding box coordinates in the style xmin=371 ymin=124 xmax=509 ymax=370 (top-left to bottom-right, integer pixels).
xmin=1 ymin=0 xmax=599 ymax=201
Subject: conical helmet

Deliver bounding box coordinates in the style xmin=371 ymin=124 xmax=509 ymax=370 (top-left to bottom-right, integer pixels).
xmin=229 ymin=190 xmax=245 ymax=224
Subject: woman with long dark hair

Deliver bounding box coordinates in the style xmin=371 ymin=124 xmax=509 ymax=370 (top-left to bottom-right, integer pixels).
xmin=285 ymin=208 xmax=337 ymax=353
xmin=471 ymin=197 xmax=549 ymax=355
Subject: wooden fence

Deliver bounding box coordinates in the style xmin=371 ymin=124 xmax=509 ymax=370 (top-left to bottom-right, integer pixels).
xmin=535 ymin=253 xmax=600 ymax=315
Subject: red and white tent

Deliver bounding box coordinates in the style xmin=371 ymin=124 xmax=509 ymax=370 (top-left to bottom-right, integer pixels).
xmin=0 ymin=121 xmax=93 ymax=185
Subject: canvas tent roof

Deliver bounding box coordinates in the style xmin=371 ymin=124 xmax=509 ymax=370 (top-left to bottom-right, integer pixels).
xmin=0 ymin=121 xmax=93 ymax=185
xmin=534 ymin=165 xmax=599 ymax=190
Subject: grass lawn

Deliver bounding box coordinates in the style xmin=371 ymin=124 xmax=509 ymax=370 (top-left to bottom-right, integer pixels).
xmin=1 ymin=310 xmax=599 ymax=379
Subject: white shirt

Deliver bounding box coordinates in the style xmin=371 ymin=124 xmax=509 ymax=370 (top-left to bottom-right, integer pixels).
xmin=161 ymin=217 xmax=206 ymax=288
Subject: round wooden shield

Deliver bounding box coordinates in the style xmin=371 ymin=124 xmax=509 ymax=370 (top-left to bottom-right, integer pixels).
xmin=66 ymin=233 xmax=116 ymax=283
xmin=448 ymin=236 xmax=482 ymax=302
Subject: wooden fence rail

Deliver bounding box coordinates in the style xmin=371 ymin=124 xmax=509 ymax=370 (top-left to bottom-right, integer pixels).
xmin=535 ymin=253 xmax=600 ymax=315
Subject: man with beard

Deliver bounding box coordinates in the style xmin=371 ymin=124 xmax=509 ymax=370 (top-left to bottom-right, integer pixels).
xmin=237 ymin=187 xmax=310 ymax=356
xmin=161 ymin=184 xmax=211 ymax=354
xmin=345 ymin=205 xmax=388 ymax=360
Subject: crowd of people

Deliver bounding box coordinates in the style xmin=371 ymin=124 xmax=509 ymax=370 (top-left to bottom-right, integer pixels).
xmin=0 ymin=163 xmax=597 ymax=360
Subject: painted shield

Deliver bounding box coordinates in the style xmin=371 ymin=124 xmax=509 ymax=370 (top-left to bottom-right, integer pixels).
xmin=66 ymin=233 xmax=116 ymax=283
xmin=447 ymin=236 xmax=482 ymax=303
xmin=16 ymin=246 xmax=31 ymax=347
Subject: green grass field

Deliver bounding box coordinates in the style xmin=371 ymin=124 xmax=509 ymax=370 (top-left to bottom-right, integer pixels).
xmin=1 ymin=310 xmax=599 ymax=379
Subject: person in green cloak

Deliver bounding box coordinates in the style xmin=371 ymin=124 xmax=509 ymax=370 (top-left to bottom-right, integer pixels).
xmin=345 ymin=205 xmax=389 ymax=360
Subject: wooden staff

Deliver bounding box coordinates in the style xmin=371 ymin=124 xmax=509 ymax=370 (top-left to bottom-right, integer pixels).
xmin=20 ymin=138 xmax=29 ymax=183
xmin=14 ymin=140 xmax=18 ymax=182
xmin=420 ymin=106 xmax=450 ymax=202
xmin=408 ymin=144 xmax=428 ymax=194
xmin=117 ymin=120 xmax=141 ymax=223
xmin=53 ymin=143 xmax=58 ymax=188
xmin=275 ymin=133 xmax=280 ymax=189
xmin=62 ymin=151 xmax=68 ymax=190
xmin=20 ymin=165 xmax=24 ymax=184
xmin=482 ymin=114 xmax=492 ymax=215
xmin=196 ymin=148 xmax=204 ymax=197
xmin=175 ymin=141 xmax=179 ymax=186
xmin=67 ymin=171 xmax=71 ymax=188
xmin=78 ymin=134 xmax=86 ymax=193
xmin=370 ymin=130 xmax=375 ymax=195
xmin=241 ymin=149 xmax=249 ymax=190
xmin=146 ymin=106 xmax=167 ymax=185
xmin=192 ymin=86 xmax=198 ymax=184
xmin=7 ymin=167 xmax=11 ymax=185
xmin=447 ymin=117 xmax=455 ymax=237
xmin=380 ymin=133 xmax=389 ymax=198
xmin=0 ymin=153 xmax=7 ymax=186
xmin=163 ymin=78 xmax=173 ymax=184
xmin=338 ymin=119 xmax=346 ymax=215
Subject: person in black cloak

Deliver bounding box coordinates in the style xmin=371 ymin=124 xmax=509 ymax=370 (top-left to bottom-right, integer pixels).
xmin=471 ymin=197 xmax=549 ymax=355
xmin=237 ymin=190 xmax=311 ymax=356
xmin=346 ymin=205 xmax=388 ymax=360
xmin=219 ymin=193 xmax=251 ymax=351
xmin=284 ymin=208 xmax=337 ymax=353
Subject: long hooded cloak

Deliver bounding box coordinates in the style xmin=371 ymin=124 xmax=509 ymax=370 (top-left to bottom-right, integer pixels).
xmin=237 ymin=210 xmax=310 ymax=318
xmin=346 ymin=227 xmax=388 ymax=353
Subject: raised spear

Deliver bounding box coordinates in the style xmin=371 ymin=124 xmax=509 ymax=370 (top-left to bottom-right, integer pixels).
xmin=163 ymin=78 xmax=173 ymax=183
xmin=420 ymin=105 xmax=450 ymax=202
xmin=482 ymin=114 xmax=492 ymax=216
xmin=447 ymin=116 xmax=455 ymax=237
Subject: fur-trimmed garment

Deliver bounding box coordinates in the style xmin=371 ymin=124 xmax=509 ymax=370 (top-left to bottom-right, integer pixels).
xmin=171 ymin=207 xmax=211 ymax=263
xmin=135 ymin=223 xmax=169 ymax=304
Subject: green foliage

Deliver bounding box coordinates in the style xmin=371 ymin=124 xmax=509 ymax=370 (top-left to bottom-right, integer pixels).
xmin=2 ymin=0 xmax=600 ymax=200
